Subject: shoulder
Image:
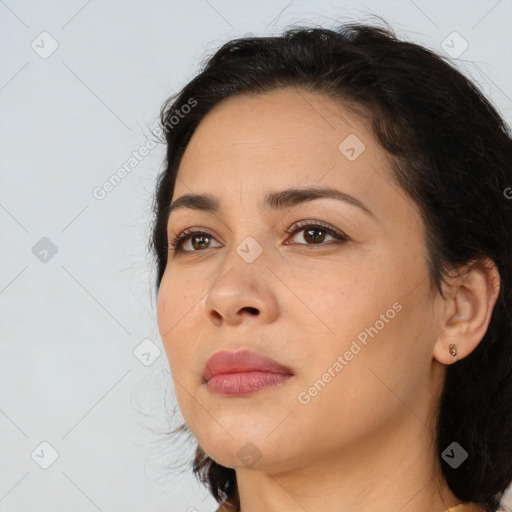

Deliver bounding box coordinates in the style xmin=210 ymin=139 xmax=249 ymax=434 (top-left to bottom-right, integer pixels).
xmin=215 ymin=501 xmax=487 ymax=512
xmin=446 ymin=504 xmax=488 ymax=512
xmin=214 ymin=503 xmax=235 ymax=512
xmin=214 ymin=502 xmax=238 ymax=512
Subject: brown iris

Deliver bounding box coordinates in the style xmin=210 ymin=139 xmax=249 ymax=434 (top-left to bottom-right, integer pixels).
xmin=302 ymin=227 xmax=326 ymax=244
xmin=191 ymin=234 xmax=212 ymax=250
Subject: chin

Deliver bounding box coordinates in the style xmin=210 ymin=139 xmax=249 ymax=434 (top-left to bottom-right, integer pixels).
xmin=197 ymin=430 xmax=274 ymax=468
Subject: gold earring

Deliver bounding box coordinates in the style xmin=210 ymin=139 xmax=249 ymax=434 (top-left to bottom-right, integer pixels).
xmin=449 ymin=344 xmax=458 ymax=357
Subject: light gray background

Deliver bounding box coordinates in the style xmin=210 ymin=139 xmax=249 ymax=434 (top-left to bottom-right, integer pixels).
xmin=1 ymin=1 xmax=511 ymax=511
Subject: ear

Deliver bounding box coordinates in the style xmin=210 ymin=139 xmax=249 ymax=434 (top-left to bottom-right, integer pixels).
xmin=433 ymin=257 xmax=501 ymax=365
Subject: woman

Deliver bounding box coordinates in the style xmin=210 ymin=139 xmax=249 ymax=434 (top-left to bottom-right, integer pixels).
xmin=150 ymin=21 xmax=512 ymax=512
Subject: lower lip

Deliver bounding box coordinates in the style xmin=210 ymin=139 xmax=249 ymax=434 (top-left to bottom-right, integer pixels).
xmin=205 ymin=371 xmax=293 ymax=396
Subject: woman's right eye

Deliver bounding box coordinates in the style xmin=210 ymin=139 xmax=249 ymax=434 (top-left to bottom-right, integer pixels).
xmin=168 ymin=229 xmax=221 ymax=253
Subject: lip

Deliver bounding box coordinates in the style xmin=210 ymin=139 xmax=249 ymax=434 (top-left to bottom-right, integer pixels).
xmin=202 ymin=349 xmax=294 ymax=396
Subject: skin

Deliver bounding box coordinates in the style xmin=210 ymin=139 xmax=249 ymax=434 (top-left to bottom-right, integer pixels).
xmin=156 ymin=88 xmax=500 ymax=512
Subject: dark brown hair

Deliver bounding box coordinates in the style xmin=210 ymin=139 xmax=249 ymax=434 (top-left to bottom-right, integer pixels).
xmin=150 ymin=21 xmax=512 ymax=512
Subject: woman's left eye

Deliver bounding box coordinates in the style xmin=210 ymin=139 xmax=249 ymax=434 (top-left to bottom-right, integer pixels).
xmin=284 ymin=222 xmax=349 ymax=247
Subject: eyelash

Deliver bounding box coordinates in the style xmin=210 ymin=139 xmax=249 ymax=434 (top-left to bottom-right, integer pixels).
xmin=168 ymin=220 xmax=349 ymax=254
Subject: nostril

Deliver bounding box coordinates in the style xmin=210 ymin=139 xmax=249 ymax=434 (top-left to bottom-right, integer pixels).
xmin=243 ymin=307 xmax=259 ymax=315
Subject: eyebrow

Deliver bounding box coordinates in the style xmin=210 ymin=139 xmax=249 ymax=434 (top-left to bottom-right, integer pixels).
xmin=167 ymin=186 xmax=376 ymax=220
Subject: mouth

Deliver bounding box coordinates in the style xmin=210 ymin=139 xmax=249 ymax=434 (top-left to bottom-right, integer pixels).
xmin=202 ymin=349 xmax=294 ymax=396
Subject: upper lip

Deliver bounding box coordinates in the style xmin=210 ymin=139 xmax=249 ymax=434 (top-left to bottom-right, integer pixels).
xmin=203 ymin=350 xmax=293 ymax=382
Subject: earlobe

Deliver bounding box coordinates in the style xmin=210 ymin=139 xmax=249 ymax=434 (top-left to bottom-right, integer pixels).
xmin=433 ymin=257 xmax=500 ymax=366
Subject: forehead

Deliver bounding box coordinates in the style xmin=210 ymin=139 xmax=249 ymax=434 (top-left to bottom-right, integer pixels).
xmin=181 ymin=89 xmax=366 ymax=165
xmin=179 ymin=89 xmax=383 ymax=176
xmin=172 ymin=88 xmax=410 ymax=224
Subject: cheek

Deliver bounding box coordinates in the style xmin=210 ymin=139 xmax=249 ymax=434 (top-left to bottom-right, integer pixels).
xmin=296 ymin=263 xmax=384 ymax=345
xmin=157 ymin=275 xmax=196 ymax=369
xmin=157 ymin=282 xmax=205 ymax=436
xmin=157 ymin=270 xmax=200 ymax=334
xmin=156 ymin=279 xmax=175 ymax=343
xmin=297 ymin=266 xmax=419 ymax=390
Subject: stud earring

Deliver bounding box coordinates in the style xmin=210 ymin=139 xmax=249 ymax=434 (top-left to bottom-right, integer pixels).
xmin=449 ymin=343 xmax=458 ymax=357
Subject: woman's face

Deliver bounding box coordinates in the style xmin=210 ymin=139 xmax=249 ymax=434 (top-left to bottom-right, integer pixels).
xmin=157 ymin=88 xmax=445 ymax=472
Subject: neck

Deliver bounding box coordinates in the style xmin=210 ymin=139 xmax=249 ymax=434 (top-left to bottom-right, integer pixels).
xmin=234 ymin=410 xmax=461 ymax=512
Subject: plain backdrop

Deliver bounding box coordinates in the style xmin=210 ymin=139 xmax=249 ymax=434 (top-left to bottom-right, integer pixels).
xmin=1 ymin=1 xmax=511 ymax=511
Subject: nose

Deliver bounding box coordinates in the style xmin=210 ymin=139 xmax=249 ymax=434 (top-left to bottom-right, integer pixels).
xmin=204 ymin=258 xmax=281 ymax=327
